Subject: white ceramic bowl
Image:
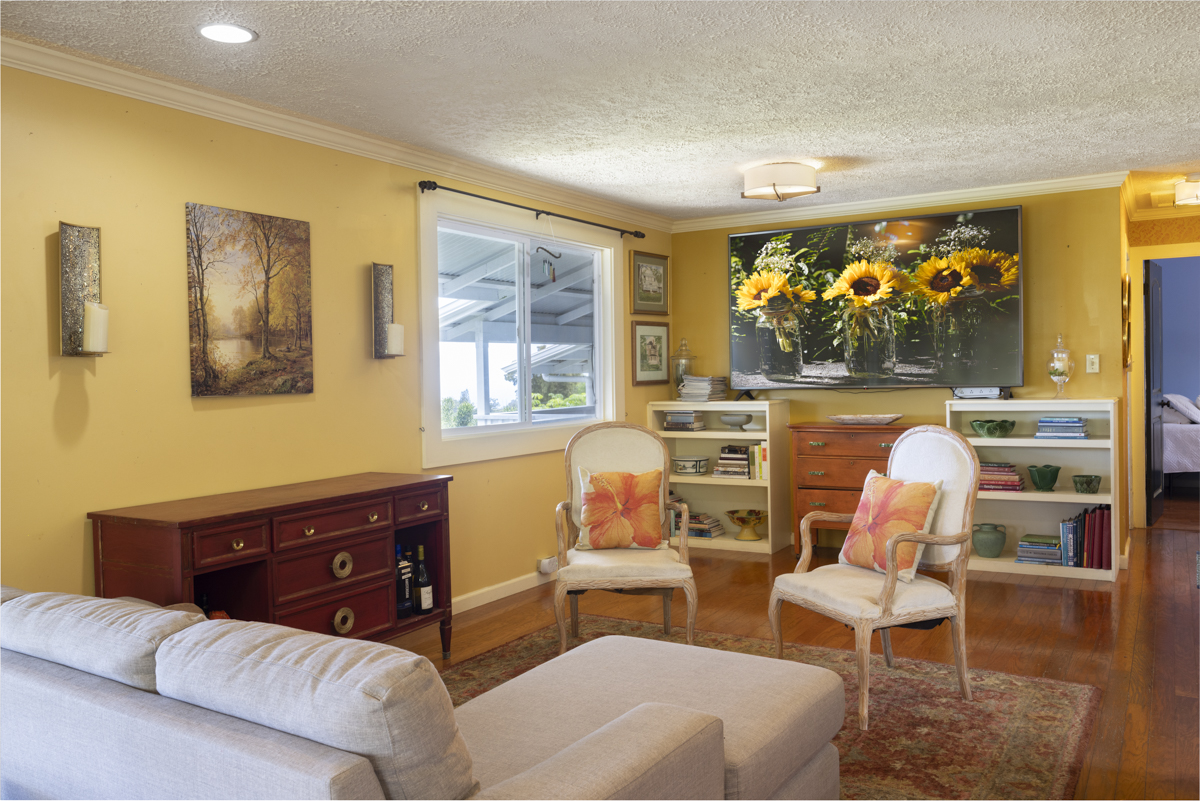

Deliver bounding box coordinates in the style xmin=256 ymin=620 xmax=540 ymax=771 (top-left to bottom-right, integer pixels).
xmin=672 ymin=456 xmax=709 ymax=475
xmin=719 ymin=413 xmax=753 ymax=431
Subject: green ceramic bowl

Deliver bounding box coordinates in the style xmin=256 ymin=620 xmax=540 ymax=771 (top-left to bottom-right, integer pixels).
xmin=970 ymin=419 xmax=1015 ymax=438
xmin=1072 ymin=474 xmax=1101 ymax=494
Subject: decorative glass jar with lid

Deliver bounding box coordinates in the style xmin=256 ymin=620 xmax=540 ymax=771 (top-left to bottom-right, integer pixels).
xmin=670 ymin=339 xmax=697 ymax=395
xmin=1047 ymin=333 xmax=1074 ymax=399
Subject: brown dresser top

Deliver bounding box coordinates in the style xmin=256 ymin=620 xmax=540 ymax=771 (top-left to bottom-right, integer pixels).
xmin=88 ymin=472 xmax=451 ymax=528
xmin=788 ymin=423 xmax=910 ymax=433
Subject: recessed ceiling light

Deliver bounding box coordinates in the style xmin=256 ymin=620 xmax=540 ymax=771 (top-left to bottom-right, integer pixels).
xmin=199 ymin=23 xmax=257 ymax=44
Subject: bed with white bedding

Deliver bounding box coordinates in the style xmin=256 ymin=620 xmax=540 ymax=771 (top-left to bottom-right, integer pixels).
xmin=1163 ymin=394 xmax=1200 ymax=474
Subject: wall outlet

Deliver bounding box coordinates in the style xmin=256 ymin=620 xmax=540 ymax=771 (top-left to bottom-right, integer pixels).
xmin=537 ymin=556 xmax=559 ymax=574
xmin=1086 ymin=354 xmax=1100 ymax=373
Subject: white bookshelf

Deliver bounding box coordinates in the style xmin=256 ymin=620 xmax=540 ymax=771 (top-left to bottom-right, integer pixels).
xmin=946 ymin=398 xmax=1121 ymax=581
xmin=648 ymin=400 xmax=791 ymax=555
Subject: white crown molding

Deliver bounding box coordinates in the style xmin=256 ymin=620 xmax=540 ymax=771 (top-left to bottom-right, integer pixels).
xmin=672 ymin=171 xmax=1131 ymax=233
xmin=1128 ymin=205 xmax=1200 ymax=223
xmin=0 ymin=36 xmax=674 ymax=234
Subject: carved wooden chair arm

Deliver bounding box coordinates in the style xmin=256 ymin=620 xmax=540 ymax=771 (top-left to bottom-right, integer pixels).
xmin=877 ymin=529 xmax=973 ymax=617
xmin=796 ymin=511 xmax=854 ymax=573
xmin=555 ymin=501 xmax=572 ymax=567
xmin=666 ymin=501 xmax=690 ymax=564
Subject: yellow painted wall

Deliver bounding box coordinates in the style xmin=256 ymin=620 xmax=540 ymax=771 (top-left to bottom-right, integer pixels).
xmin=1 ymin=67 xmax=673 ymax=597
xmin=672 ymin=189 xmax=1128 ymax=544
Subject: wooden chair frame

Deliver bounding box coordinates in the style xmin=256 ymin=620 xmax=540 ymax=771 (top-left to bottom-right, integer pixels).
xmin=554 ymin=422 xmax=698 ymax=654
xmin=768 ymin=425 xmax=980 ymax=730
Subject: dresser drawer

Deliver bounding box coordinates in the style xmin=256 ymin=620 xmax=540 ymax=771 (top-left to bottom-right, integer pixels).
xmin=273 ymin=580 xmax=394 ymax=639
xmin=273 ymin=531 xmax=396 ymax=605
xmin=797 ymin=457 xmax=888 ymax=489
xmin=274 ymin=498 xmax=393 ymax=551
xmin=795 ymin=488 xmax=863 ymax=520
xmin=193 ymin=521 xmax=269 ymax=569
xmin=792 ymin=428 xmax=903 ymax=457
xmin=394 ymin=488 xmax=443 ymax=525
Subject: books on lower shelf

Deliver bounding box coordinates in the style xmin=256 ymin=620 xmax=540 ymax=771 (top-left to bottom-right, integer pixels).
xmin=710 ymin=442 xmax=769 ymax=479
xmin=979 ymin=462 xmax=1025 ymax=492
xmin=1010 ymin=506 xmax=1111 ymax=568
xmin=677 ymin=375 xmax=727 ymax=401
xmin=1034 ymin=417 xmax=1089 ymax=440
xmin=667 ymin=492 xmax=727 ymax=538
xmin=664 ymin=410 xmax=706 ymax=431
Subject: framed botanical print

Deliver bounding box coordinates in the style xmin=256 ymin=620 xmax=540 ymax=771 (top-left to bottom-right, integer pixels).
xmin=630 ymin=250 xmax=669 ymax=315
xmin=631 ymin=321 xmax=670 ymax=385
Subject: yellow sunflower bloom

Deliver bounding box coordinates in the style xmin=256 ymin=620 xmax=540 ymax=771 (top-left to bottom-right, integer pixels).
xmin=952 ymin=248 xmax=1018 ymax=292
xmin=822 ymin=261 xmax=903 ymax=308
xmin=736 ymin=270 xmax=793 ymax=311
xmin=794 ymin=288 xmax=817 ymax=304
xmin=912 ymin=256 xmax=976 ymax=305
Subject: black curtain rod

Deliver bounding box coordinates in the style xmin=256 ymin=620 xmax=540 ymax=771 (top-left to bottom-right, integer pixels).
xmin=418 ymin=180 xmax=645 ymax=239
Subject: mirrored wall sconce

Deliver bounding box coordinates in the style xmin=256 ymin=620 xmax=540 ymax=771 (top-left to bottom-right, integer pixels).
xmin=371 ymin=262 xmax=404 ymax=358
xmin=60 ymin=222 xmax=109 ymax=356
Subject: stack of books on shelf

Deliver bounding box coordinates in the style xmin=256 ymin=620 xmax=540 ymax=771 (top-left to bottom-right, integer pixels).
xmin=677 ymin=375 xmax=728 ymax=402
xmin=1015 ymin=533 xmax=1062 ymax=565
xmin=685 ymin=512 xmax=726 ymax=538
xmin=978 ymin=462 xmax=1025 ymax=492
xmin=663 ymin=410 xmax=706 ymax=431
xmin=1034 ymin=416 xmax=1089 ymax=439
xmin=1059 ymin=505 xmax=1112 ymax=569
xmin=713 ymin=445 xmax=750 ymax=478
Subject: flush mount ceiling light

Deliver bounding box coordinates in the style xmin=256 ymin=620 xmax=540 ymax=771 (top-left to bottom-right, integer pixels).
xmin=741 ymin=163 xmax=820 ymax=201
xmin=199 ymin=23 xmax=258 ymax=44
xmin=1175 ymin=173 xmax=1200 ymax=207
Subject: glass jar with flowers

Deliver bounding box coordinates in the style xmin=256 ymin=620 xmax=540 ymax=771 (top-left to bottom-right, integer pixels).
xmin=734 ymin=237 xmax=816 ymax=383
xmin=1048 ymin=333 xmax=1074 ymax=399
xmin=822 ymin=260 xmax=905 ymax=377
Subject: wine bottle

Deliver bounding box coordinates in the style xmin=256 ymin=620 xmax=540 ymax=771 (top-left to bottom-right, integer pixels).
xmin=395 ymin=544 xmax=413 ymax=619
xmin=415 ymin=545 xmax=434 ymax=615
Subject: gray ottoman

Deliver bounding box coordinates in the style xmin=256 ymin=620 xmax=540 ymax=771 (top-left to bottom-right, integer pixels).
xmin=455 ymin=635 xmax=844 ymax=800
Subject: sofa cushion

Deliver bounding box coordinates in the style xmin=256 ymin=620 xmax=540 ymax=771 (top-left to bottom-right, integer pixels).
xmin=0 ymin=585 xmax=30 ymax=604
xmin=0 ymin=591 xmax=205 ymax=692
xmin=455 ymin=635 xmax=844 ymax=800
xmin=156 ymin=620 xmax=477 ymax=800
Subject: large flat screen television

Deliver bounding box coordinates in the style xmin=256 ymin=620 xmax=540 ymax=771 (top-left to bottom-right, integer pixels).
xmin=728 ymin=205 xmax=1022 ymax=390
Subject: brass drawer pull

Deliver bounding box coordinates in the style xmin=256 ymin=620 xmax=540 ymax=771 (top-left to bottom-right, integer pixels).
xmin=333 ymin=607 xmax=355 ymax=635
xmin=368 ymin=512 xmax=378 ymax=523
xmin=331 ymin=551 xmax=354 ymax=579
xmin=303 ymin=526 xmax=316 ymax=537
xmin=231 ymin=538 xmax=245 ymax=551
xmin=809 ymin=441 xmax=825 ymax=447
xmin=809 ymin=502 xmax=826 ymax=507
xmin=808 ymin=471 xmax=824 ymax=476
xmin=418 ymin=500 xmax=429 ymax=512
xmin=880 ymin=442 xmax=893 ymax=448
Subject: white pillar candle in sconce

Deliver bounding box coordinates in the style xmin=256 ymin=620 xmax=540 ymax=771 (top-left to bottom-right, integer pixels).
xmin=386 ymin=323 xmax=405 ymax=356
xmin=82 ymin=301 xmax=109 ymax=353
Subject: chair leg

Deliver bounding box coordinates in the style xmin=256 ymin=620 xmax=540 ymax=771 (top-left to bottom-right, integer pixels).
xmin=855 ymin=624 xmax=873 ymax=731
xmin=682 ymin=578 xmax=698 ymax=645
xmin=768 ymin=590 xmax=785 ymax=658
xmin=950 ymin=615 xmax=973 ymax=701
xmin=662 ymin=590 xmax=672 ymax=636
xmin=553 ymin=583 xmax=570 ymax=655
xmin=880 ymin=627 xmax=895 ymax=668
xmin=570 ymin=593 xmax=580 ymax=638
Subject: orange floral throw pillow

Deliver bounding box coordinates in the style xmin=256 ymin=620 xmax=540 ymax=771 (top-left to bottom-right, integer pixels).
xmin=576 ymin=468 xmax=666 ymax=550
xmin=838 ymin=470 xmax=942 ymax=582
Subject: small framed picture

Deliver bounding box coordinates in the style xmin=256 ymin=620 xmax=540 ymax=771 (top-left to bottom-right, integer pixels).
xmin=630 ymin=251 xmax=669 ymax=315
xmin=632 ymin=321 xmax=670 ymax=385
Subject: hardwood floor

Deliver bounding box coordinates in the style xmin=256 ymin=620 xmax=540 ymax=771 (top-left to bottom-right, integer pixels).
xmin=389 ymin=500 xmax=1199 ymax=800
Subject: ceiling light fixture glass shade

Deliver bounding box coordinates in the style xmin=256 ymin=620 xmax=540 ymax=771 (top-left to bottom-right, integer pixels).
xmin=199 ymin=23 xmax=258 ymax=43
xmin=1175 ymin=173 xmax=1200 ymax=207
xmin=741 ymin=163 xmax=820 ymax=201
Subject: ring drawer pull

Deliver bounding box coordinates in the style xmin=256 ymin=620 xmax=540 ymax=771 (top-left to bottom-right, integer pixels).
xmin=231 ymin=538 xmax=245 ymax=551
xmin=809 ymin=502 xmax=826 ymax=507
xmin=368 ymin=512 xmax=378 ymax=523
xmin=808 ymin=471 xmax=824 ymax=476
xmin=303 ymin=526 xmax=316 ymax=537
xmin=809 ymin=441 xmax=825 ymax=447
xmin=418 ymin=500 xmax=429 ymax=512
xmin=333 ymin=607 xmax=355 ymax=635
xmin=331 ymin=551 xmax=354 ymax=579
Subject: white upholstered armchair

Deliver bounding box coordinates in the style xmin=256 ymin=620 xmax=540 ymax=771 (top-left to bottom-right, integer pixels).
xmin=768 ymin=425 xmax=980 ymax=730
xmin=554 ymin=422 xmax=698 ymax=654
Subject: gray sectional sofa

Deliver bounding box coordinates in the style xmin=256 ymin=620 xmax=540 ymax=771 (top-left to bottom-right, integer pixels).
xmin=0 ymin=586 xmax=844 ymax=800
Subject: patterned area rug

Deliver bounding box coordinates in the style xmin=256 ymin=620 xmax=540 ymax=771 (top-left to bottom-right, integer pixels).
xmin=440 ymin=615 xmax=1099 ymax=800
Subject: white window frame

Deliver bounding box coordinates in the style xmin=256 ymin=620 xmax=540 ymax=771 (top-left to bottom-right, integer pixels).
xmin=418 ymin=186 xmax=624 ymax=468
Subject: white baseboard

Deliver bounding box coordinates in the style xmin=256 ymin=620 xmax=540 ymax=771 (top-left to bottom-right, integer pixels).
xmin=452 ymin=570 xmax=555 ymax=614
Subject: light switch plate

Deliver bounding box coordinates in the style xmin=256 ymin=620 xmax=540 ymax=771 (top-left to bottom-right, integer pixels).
xmin=1086 ymin=354 xmax=1100 ymax=373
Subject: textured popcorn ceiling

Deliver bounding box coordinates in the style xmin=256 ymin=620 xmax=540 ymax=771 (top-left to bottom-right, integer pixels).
xmin=2 ymin=0 xmax=1198 ymax=220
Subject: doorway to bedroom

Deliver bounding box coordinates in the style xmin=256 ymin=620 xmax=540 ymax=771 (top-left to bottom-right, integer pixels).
xmin=1149 ymin=256 xmax=1200 ymax=513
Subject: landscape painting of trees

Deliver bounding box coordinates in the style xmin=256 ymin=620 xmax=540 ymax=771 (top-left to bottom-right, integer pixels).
xmin=186 ymin=203 xmax=313 ymax=396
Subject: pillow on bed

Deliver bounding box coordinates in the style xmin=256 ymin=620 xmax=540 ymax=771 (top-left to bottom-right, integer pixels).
xmin=1163 ymin=407 xmax=1192 ymax=425
xmin=1164 ymin=394 xmax=1200 ymax=424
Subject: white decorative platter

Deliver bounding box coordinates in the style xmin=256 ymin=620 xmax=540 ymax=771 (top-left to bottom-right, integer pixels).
xmin=827 ymin=414 xmax=903 ymax=426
